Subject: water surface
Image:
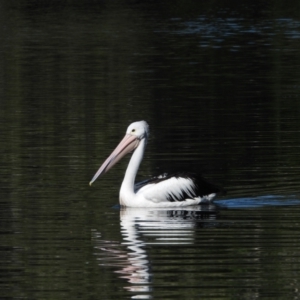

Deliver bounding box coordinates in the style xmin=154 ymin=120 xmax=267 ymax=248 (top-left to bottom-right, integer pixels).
xmin=1 ymin=1 xmax=300 ymax=299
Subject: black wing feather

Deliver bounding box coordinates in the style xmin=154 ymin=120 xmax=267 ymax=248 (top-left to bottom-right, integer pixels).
xmin=135 ymin=172 xmax=225 ymax=202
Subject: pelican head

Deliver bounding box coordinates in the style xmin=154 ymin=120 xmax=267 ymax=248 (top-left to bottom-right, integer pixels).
xmin=89 ymin=121 xmax=149 ymax=186
xmin=126 ymin=121 xmax=149 ymax=139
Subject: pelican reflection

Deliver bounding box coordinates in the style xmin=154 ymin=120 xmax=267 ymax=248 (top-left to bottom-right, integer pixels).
xmin=92 ymin=205 xmax=218 ymax=298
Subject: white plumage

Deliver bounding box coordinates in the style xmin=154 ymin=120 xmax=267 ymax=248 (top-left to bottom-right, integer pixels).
xmin=138 ymin=177 xmax=197 ymax=201
xmin=90 ymin=121 xmax=222 ymax=207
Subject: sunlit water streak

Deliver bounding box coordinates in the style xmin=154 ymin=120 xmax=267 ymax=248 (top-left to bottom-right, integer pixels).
xmin=217 ymin=195 xmax=300 ymax=208
xmin=174 ymin=17 xmax=300 ymax=49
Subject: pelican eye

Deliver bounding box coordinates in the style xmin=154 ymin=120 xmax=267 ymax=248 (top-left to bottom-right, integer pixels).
xmin=131 ymin=129 xmax=136 ymax=133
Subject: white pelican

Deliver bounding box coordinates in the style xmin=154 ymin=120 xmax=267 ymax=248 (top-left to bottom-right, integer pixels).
xmin=89 ymin=121 xmax=223 ymax=207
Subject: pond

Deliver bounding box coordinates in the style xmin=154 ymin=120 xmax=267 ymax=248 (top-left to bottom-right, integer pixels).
xmin=1 ymin=1 xmax=300 ymax=299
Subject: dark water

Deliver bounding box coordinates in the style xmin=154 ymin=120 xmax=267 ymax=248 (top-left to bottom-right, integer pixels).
xmin=1 ymin=1 xmax=300 ymax=299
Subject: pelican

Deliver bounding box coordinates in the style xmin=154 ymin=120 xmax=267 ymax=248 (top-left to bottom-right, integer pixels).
xmin=89 ymin=121 xmax=223 ymax=207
